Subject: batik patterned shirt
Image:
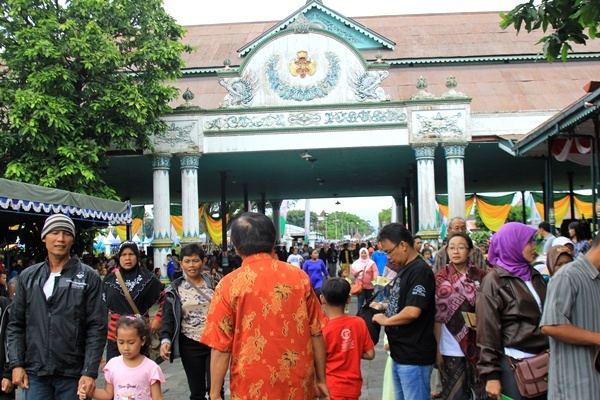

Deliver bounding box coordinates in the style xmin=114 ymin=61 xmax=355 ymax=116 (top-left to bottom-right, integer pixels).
xmin=201 ymin=253 xmax=328 ymax=399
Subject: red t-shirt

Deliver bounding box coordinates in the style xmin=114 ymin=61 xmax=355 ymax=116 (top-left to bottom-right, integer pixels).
xmin=322 ymin=315 xmax=374 ymax=398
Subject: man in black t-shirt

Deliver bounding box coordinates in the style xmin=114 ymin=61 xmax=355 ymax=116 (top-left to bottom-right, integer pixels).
xmin=373 ymin=223 xmax=436 ymax=400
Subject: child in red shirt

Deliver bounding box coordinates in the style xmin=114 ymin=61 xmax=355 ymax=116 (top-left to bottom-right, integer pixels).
xmin=320 ymin=278 xmax=375 ymax=400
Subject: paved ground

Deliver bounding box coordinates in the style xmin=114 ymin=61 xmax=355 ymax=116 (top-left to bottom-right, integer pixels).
xmin=16 ymin=297 xmax=388 ymax=399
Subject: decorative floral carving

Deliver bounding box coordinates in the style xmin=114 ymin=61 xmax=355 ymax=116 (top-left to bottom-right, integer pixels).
xmin=179 ymin=154 xmax=201 ymax=169
xmin=219 ymin=72 xmax=258 ymax=108
xmin=324 ymin=110 xmax=405 ymax=124
xmin=415 ymin=112 xmax=463 ymax=137
xmin=412 ymin=145 xmax=436 ymax=160
xmin=348 ymin=70 xmax=390 ymax=102
xmin=154 ymin=123 xmax=195 ymax=146
xmin=443 ymin=144 xmax=467 ymax=158
xmin=289 ymin=13 xmax=312 ymax=34
xmin=288 ymin=112 xmax=322 ymax=126
xmin=266 ymin=52 xmax=340 ymax=101
xmin=151 ymin=154 xmax=172 ymax=170
xmin=204 ymin=115 xmax=285 ymax=131
xmin=311 ymin=15 xmax=361 ymax=44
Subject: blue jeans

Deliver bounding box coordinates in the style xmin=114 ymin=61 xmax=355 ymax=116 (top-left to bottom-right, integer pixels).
xmin=23 ymin=375 xmax=81 ymax=400
xmin=391 ymin=361 xmax=433 ymax=400
xmin=356 ymin=288 xmax=373 ymax=310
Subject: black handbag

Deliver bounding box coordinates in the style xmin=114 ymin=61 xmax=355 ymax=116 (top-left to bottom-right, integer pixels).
xmin=356 ymin=289 xmax=383 ymax=345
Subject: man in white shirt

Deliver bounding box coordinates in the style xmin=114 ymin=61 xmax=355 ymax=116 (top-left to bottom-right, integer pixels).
xmin=286 ymin=247 xmax=304 ymax=267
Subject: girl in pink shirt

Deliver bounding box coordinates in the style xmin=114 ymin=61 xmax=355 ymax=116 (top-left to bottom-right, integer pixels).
xmin=80 ymin=316 xmax=165 ymax=400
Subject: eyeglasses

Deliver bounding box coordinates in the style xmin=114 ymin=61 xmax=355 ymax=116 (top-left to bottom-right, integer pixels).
xmin=384 ymin=242 xmax=402 ymax=255
xmin=447 ymin=245 xmax=469 ymax=252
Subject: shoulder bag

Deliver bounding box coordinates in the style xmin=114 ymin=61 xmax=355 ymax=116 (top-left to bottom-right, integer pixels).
xmin=506 ymin=350 xmax=549 ymax=398
xmin=350 ymin=265 xmax=367 ymax=295
xmin=114 ymin=269 xmax=161 ymax=360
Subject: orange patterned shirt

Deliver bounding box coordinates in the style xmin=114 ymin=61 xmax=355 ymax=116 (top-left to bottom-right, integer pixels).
xmin=201 ymin=252 xmax=328 ymax=400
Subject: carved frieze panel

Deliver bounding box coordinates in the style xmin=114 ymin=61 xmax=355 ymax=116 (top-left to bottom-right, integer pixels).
xmin=150 ymin=119 xmax=201 ymax=153
xmin=202 ymin=107 xmax=406 ymax=133
xmin=408 ymin=105 xmax=471 ymax=144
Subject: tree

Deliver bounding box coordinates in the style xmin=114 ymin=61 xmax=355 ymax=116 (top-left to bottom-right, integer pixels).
xmin=378 ymin=208 xmax=392 ymax=228
xmin=286 ymin=210 xmax=318 ymax=227
xmin=500 ymin=0 xmax=600 ymax=61
xmin=0 ymin=0 xmax=192 ymax=198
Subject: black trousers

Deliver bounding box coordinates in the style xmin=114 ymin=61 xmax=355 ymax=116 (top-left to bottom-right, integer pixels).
xmin=106 ymin=340 xmax=119 ymax=363
xmin=179 ymin=334 xmax=224 ymax=400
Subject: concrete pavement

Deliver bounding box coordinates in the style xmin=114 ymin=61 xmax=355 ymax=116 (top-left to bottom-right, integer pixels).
xmin=16 ymin=297 xmax=389 ymax=399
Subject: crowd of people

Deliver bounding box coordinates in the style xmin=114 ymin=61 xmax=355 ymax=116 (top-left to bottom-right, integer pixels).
xmin=0 ymin=212 xmax=598 ymax=400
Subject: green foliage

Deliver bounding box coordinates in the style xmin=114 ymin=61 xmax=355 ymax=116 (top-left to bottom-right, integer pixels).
xmin=499 ymin=0 xmax=600 ymax=61
xmin=283 ymin=209 xmax=374 ymax=239
xmin=378 ymin=208 xmax=392 ymax=228
xmin=469 ymin=230 xmax=491 ymax=246
xmin=0 ymin=0 xmax=192 ymax=198
xmin=286 ymin=210 xmax=318 ymax=227
xmin=506 ymin=205 xmax=531 ymax=224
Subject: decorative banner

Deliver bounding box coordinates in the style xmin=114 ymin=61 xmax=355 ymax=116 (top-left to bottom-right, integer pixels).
xmin=531 ymin=192 xmax=571 ymax=226
xmin=114 ymin=206 xmax=144 ymax=241
xmin=574 ymin=193 xmax=594 ymax=219
xmin=436 ymin=194 xmax=475 ymax=219
xmin=475 ymin=193 xmax=515 ymax=232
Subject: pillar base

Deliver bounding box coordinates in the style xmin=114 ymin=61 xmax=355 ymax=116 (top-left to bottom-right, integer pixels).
xmin=416 ymin=229 xmax=440 ymax=241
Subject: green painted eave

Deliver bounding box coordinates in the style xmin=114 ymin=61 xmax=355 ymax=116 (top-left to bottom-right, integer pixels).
xmin=512 ymin=86 xmax=600 ymax=156
xmin=237 ymin=0 xmax=395 ymax=56
xmin=180 ymin=53 xmax=600 ymax=76
xmin=388 ymin=52 xmax=600 ymax=66
xmin=169 ymin=100 xmax=408 ymax=114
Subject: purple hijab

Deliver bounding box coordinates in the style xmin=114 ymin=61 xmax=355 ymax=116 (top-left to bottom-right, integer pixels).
xmin=488 ymin=222 xmax=536 ymax=281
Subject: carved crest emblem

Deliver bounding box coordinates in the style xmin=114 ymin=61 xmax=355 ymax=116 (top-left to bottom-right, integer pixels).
xmin=289 ymin=50 xmax=316 ymax=78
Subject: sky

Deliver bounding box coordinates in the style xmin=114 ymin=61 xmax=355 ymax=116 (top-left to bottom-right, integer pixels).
xmin=162 ymin=0 xmax=520 ymax=26
xmin=159 ymin=0 xmax=520 ymax=227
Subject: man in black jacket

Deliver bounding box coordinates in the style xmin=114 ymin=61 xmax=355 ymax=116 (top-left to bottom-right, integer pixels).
xmin=7 ymin=214 xmax=107 ymax=399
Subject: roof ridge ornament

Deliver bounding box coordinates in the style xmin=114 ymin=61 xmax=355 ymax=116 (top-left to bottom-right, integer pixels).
xmin=441 ymin=76 xmax=468 ymax=99
xmin=411 ymin=76 xmax=435 ymax=100
xmin=176 ymin=88 xmax=200 ymax=110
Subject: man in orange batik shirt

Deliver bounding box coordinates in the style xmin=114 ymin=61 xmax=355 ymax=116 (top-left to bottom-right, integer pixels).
xmin=201 ymin=212 xmax=330 ymax=400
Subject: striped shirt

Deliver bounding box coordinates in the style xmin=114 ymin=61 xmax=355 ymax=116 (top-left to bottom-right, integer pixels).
xmin=540 ymin=254 xmax=600 ymax=399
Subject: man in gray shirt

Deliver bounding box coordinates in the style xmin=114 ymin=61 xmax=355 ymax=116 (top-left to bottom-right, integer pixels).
xmin=540 ymin=233 xmax=600 ymax=399
xmin=538 ymin=221 xmax=556 ymax=255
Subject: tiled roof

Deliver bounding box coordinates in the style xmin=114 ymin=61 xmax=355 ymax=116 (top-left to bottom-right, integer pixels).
xmin=172 ymin=11 xmax=600 ymax=113
xmin=180 ymin=12 xmax=600 ymax=68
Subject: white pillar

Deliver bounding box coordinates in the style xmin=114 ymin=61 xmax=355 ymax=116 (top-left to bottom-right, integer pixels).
xmin=443 ymin=143 xmax=468 ymax=220
xmin=179 ymin=154 xmax=201 ymax=245
xmin=304 ymin=199 xmax=311 ymax=244
xmin=412 ymin=144 xmax=438 ymax=232
xmin=271 ymin=199 xmax=282 ymax=243
xmin=393 ymin=195 xmax=403 ymax=224
xmin=151 ymin=154 xmax=173 ymax=278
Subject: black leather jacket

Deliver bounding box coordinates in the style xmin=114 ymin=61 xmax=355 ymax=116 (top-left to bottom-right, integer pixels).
xmin=7 ymin=256 xmax=107 ymax=379
xmin=476 ymin=266 xmax=548 ymax=381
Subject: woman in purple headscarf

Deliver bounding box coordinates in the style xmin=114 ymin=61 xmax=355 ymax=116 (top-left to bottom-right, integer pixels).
xmin=475 ymin=222 xmax=548 ymax=400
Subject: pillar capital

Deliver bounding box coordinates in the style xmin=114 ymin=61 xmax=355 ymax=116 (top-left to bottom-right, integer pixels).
xmin=270 ymin=199 xmax=283 ymax=210
xmin=151 ymin=153 xmax=172 ymax=170
xmin=442 ymin=142 xmax=468 ymax=159
xmin=411 ymin=144 xmax=437 ymax=160
xmin=178 ymin=153 xmax=201 ymax=169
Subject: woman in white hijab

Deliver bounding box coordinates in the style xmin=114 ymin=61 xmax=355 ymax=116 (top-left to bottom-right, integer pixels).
xmin=351 ymin=247 xmax=379 ymax=310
